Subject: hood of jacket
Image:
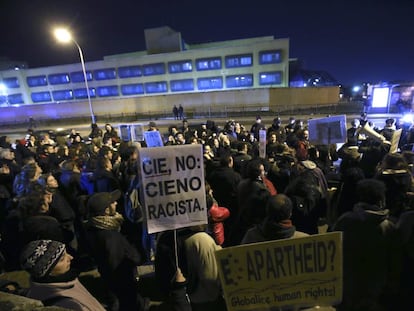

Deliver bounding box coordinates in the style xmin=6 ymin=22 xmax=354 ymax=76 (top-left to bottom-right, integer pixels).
xmin=256 ymin=218 xmax=296 ymax=240
xmin=352 ymin=202 xmax=389 ymax=225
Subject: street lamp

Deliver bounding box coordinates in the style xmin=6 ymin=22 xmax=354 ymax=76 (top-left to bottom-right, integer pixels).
xmin=53 ymin=28 xmax=96 ymax=124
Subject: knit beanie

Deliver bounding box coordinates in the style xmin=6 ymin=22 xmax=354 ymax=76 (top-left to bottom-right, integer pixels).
xmin=20 ymin=240 xmax=66 ymax=278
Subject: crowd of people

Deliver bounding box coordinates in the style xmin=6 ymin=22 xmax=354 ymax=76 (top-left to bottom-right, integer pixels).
xmin=0 ymin=113 xmax=413 ymax=310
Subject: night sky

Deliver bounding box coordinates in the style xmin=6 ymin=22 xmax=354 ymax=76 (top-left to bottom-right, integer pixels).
xmin=1 ymin=0 xmax=413 ymax=86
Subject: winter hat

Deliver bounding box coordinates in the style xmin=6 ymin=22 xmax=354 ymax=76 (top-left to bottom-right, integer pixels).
xmin=87 ymin=190 xmax=121 ymax=216
xmin=20 ymin=240 xmax=66 ymax=278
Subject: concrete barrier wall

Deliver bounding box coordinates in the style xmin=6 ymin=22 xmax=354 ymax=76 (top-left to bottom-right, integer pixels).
xmin=269 ymin=86 xmax=340 ymax=111
xmin=0 ymin=87 xmax=339 ymax=124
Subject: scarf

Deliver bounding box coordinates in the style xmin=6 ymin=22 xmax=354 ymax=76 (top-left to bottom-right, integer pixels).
xmin=89 ymin=212 xmax=124 ymax=231
xmin=33 ymin=268 xmax=79 ymax=284
xmin=258 ymin=218 xmax=296 ymax=240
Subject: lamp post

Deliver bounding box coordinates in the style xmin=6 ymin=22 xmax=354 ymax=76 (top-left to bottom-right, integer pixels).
xmin=54 ymin=28 xmax=96 ymax=124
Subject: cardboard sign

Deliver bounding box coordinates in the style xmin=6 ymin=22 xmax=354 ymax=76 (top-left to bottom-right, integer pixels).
xmin=138 ymin=144 xmax=207 ymax=234
xmin=132 ymin=124 xmax=144 ymax=141
xmin=215 ymin=232 xmax=343 ymax=311
xmin=119 ymin=125 xmax=132 ymax=141
xmin=118 ymin=123 xmax=144 ymax=142
xmin=144 ymin=130 xmax=164 ymax=147
xmin=308 ymin=115 xmax=347 ymax=145
xmin=259 ymin=129 xmax=267 ymax=159
xmin=390 ymin=129 xmax=402 ymax=153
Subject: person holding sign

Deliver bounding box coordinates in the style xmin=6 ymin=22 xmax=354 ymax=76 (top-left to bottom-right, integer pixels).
xmin=155 ymin=226 xmax=225 ymax=311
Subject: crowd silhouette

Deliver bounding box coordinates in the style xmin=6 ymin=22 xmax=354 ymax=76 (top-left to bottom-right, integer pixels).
xmin=0 ymin=113 xmax=413 ymax=310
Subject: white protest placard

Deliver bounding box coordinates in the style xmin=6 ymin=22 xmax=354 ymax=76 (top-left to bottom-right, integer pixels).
xmin=138 ymin=144 xmax=207 ymax=234
xmin=308 ymin=115 xmax=347 ymax=145
xmin=144 ymin=130 xmax=164 ymax=147
xmin=390 ymin=129 xmax=402 ymax=153
xmin=215 ymin=232 xmax=343 ymax=311
xmin=118 ymin=123 xmax=145 ymax=142
xmin=131 ymin=124 xmax=144 ymax=141
xmin=118 ymin=125 xmax=132 ymax=141
xmin=259 ymin=129 xmax=267 ymax=159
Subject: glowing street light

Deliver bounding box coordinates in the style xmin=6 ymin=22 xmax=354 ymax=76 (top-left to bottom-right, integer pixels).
xmin=53 ymin=28 xmax=96 ymax=124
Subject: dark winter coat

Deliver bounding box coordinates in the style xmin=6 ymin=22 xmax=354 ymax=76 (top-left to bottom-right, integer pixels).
xmin=333 ymin=203 xmax=401 ymax=310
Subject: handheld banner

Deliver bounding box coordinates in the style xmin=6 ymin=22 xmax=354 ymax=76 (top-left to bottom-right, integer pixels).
xmin=138 ymin=144 xmax=207 ymax=234
xmin=215 ymin=232 xmax=342 ymax=311
xmin=308 ymin=115 xmax=347 ymax=145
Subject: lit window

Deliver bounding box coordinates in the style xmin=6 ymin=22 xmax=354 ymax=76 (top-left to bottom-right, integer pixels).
xmin=70 ymin=71 xmax=93 ymax=83
xmin=73 ymin=88 xmax=96 ymax=99
xmin=118 ymin=66 xmax=142 ymax=78
xmin=3 ymin=77 xmax=20 ymax=88
xmin=97 ymin=85 xmax=119 ymax=97
xmin=225 ymin=54 xmax=253 ymax=68
xmin=259 ymin=71 xmax=282 ymax=85
xmin=8 ymin=93 xmax=24 ymax=104
xmin=226 ymin=74 xmax=253 ymax=88
xmin=168 ymin=60 xmax=193 ymax=73
xmin=143 ymin=63 xmax=166 ymax=76
xmin=52 ymin=90 xmax=74 ymax=101
xmin=259 ymin=50 xmax=282 ymax=64
xmin=48 ymin=73 xmax=70 ymax=85
xmin=196 ymin=57 xmax=222 ymax=71
xmin=121 ymin=83 xmax=144 ymax=95
xmin=31 ymin=91 xmax=51 ymax=102
xmin=145 ymin=81 xmax=168 ymax=93
xmin=27 ymin=75 xmax=47 ymax=87
xmin=197 ymin=77 xmax=223 ymax=90
xmin=94 ymin=68 xmax=117 ymax=80
xmin=170 ymin=79 xmax=194 ymax=92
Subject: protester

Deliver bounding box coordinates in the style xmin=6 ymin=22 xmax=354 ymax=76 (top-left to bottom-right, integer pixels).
xmin=85 ymin=190 xmax=147 ymax=311
xmin=241 ymin=194 xmax=308 ymax=244
xmin=333 ymin=179 xmax=401 ymax=311
xmin=1 ymin=114 xmax=412 ymax=311
xmin=20 ymin=239 xmax=106 ymax=310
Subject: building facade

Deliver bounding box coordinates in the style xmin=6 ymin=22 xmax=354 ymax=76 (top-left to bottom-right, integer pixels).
xmin=0 ymin=28 xmax=290 ymax=107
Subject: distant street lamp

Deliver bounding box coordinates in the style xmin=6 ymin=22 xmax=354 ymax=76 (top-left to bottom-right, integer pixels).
xmin=53 ymin=28 xmax=96 ymax=124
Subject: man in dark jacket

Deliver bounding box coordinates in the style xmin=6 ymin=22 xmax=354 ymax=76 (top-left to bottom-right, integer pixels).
xmin=333 ymin=179 xmax=401 ymax=311
xmin=207 ymin=155 xmax=241 ymax=243
xmin=232 ymin=142 xmax=252 ymax=175
xmin=241 ymin=194 xmax=308 ymax=244
xmin=86 ymin=190 xmax=146 ymax=311
xmin=267 ymin=117 xmax=286 ymax=144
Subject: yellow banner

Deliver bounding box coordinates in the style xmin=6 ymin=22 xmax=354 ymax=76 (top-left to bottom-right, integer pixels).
xmin=215 ymin=232 xmax=342 ymax=310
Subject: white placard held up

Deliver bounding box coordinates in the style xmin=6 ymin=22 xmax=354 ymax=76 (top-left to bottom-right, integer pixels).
xmin=138 ymin=144 xmax=207 ymax=234
xmin=308 ymin=115 xmax=347 ymax=145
